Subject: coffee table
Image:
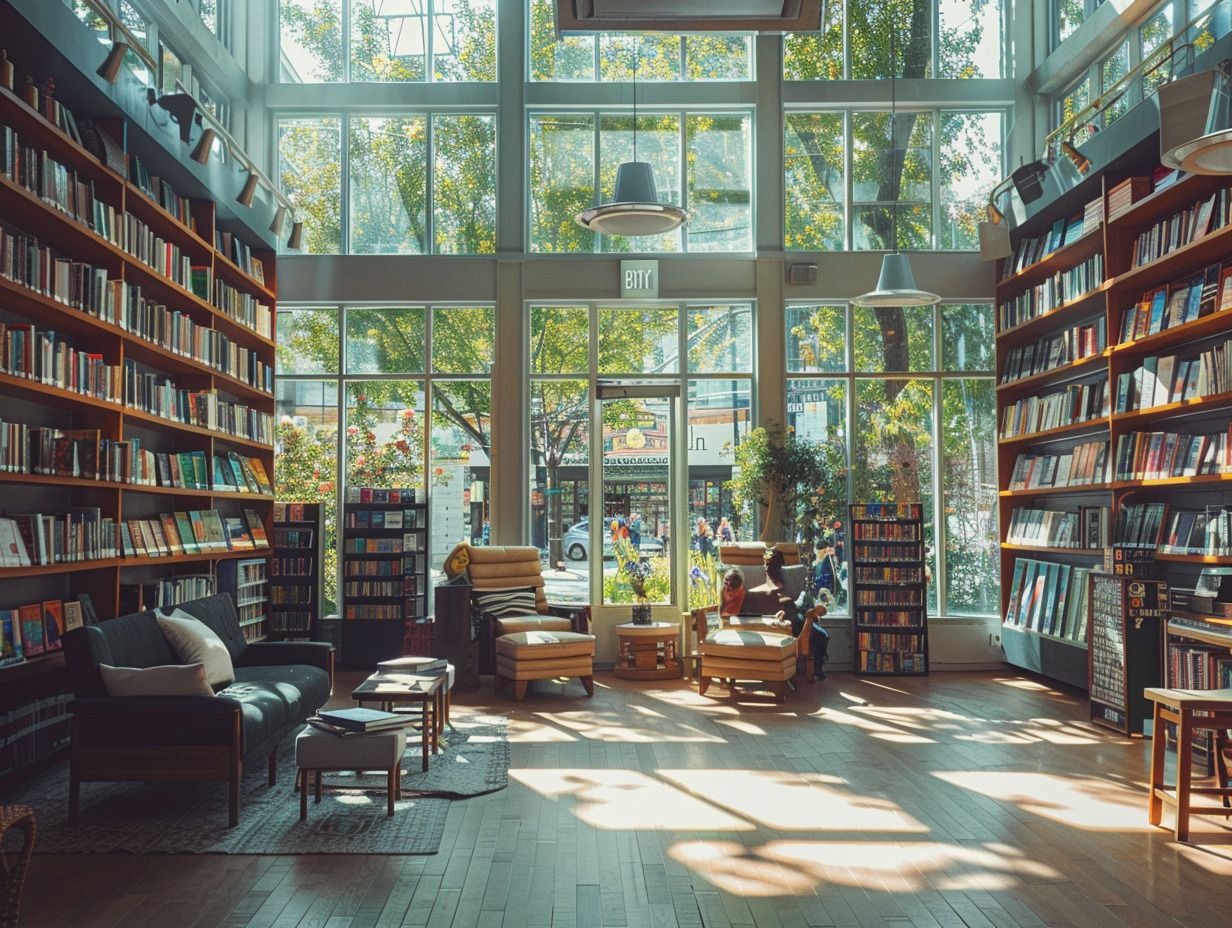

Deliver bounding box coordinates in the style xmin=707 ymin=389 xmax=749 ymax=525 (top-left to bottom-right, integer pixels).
xmin=350 ymin=671 xmax=446 ymax=772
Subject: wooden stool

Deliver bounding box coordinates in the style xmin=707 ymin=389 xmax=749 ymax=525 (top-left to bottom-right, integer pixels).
xmin=0 ymin=805 xmax=35 ymax=928
xmin=1144 ymin=687 xmax=1232 ymax=841
xmin=295 ymin=726 xmax=408 ymax=819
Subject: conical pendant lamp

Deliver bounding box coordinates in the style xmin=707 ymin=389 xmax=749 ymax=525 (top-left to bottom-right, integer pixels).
xmin=853 ymin=26 xmax=939 ymax=308
xmin=575 ymin=39 xmax=687 ymax=237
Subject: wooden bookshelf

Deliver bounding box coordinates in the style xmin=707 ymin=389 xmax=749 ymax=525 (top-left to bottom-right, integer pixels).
xmin=0 ymin=76 xmax=276 ymax=791
xmin=996 ymin=165 xmax=1232 ymax=689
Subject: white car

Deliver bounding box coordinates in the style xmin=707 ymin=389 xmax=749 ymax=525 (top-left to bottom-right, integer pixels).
xmin=562 ymin=519 xmax=663 ymax=561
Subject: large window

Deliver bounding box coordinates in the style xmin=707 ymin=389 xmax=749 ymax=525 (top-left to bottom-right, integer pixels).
xmin=785 ymin=110 xmax=1003 ymax=251
xmin=529 ymin=111 xmax=752 ymax=253
xmin=278 ymin=114 xmax=497 ymax=255
xmin=785 ymin=301 xmax=997 ymax=618
xmin=784 ymin=0 xmax=1006 ymax=81
xmin=275 ymin=305 xmax=495 ymax=612
xmin=279 ymin=0 xmax=497 ymax=83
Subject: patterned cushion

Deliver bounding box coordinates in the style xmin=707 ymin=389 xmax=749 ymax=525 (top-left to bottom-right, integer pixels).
xmin=472 ymin=587 xmax=539 ymax=622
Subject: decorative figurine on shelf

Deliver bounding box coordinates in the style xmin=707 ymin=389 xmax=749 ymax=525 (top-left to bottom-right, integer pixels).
xmin=0 ymin=50 xmax=13 ymax=92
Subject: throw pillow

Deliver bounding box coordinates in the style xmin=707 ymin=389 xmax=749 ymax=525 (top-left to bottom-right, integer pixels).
xmin=99 ymin=662 xmax=214 ymax=697
xmin=156 ymin=609 xmax=235 ymax=687
xmin=780 ymin=564 xmax=807 ymax=600
xmin=471 ymin=586 xmax=539 ymax=621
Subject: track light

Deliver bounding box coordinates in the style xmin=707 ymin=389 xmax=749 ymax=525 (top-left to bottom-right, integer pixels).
xmin=1060 ymin=141 xmax=1091 ymax=175
xmin=189 ymin=127 xmax=215 ymax=165
xmin=287 ymin=220 xmax=303 ymax=250
xmin=269 ymin=204 xmax=287 ymax=237
xmin=988 ymin=202 xmax=1005 ymax=224
xmin=97 ymin=39 xmax=128 ymax=84
xmin=237 ymin=170 xmax=259 ymax=207
xmin=978 ymin=200 xmax=1012 ymax=262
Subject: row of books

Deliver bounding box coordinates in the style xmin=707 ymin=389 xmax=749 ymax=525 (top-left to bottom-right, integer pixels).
xmin=1131 ymin=187 xmax=1230 ymax=268
xmin=213 ymin=277 xmax=272 ymax=339
xmin=273 ymin=502 xmax=315 ymax=522
xmin=119 ymin=574 xmax=217 ymax=614
xmin=1112 ymin=502 xmax=1168 ymax=550
xmin=999 ymin=378 xmax=1109 ymax=439
xmin=343 ymin=509 xmax=422 ymax=530
xmin=997 ymin=253 xmax=1103 ymax=330
xmin=348 ymin=487 xmax=421 ymax=504
xmin=1167 ymin=642 xmax=1232 ymax=689
xmin=0 ymin=595 xmax=94 ymax=665
xmin=1113 ymin=340 xmax=1232 ymax=413
xmin=128 ymin=155 xmax=197 ymax=230
xmin=0 ymin=507 xmax=269 ymax=567
xmin=1157 ymin=507 xmax=1232 ymax=556
xmin=1113 ymin=429 xmax=1232 ymax=481
xmin=0 ymin=322 xmax=275 ymax=443
xmin=1001 ymin=215 xmax=1090 ymax=279
xmin=1 ymin=130 xmax=122 ymax=247
xmin=123 ymin=212 xmax=194 ymax=290
xmin=0 ymin=225 xmax=272 ymax=393
xmin=1004 ymin=506 xmax=1110 ymax=549
xmin=344 ymin=557 xmax=415 ymax=577
xmin=1106 ymin=176 xmax=1151 ymax=221
xmin=1000 ymin=316 xmax=1106 ymax=384
xmin=269 ymin=584 xmax=314 ymax=605
xmin=854 ymin=649 xmax=926 ymax=673
xmin=1119 ymin=261 xmax=1226 ymax=343
xmin=1003 ymin=558 xmax=1091 ymax=643
xmin=215 ymin=229 xmax=266 ymax=286
xmin=1006 ymin=440 xmax=1110 ymax=489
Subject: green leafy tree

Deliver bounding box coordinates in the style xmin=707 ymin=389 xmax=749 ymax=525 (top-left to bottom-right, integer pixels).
xmin=725 ymin=422 xmax=833 ymax=543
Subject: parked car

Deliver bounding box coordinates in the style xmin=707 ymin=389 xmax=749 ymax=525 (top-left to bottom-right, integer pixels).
xmin=562 ymin=519 xmax=663 ymax=561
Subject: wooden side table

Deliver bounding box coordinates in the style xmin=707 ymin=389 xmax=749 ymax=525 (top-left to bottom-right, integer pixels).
xmin=614 ymin=622 xmax=680 ymax=680
xmin=1144 ymin=686 xmax=1232 ymax=841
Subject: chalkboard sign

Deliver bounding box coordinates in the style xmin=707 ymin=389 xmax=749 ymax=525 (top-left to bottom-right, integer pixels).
xmin=1088 ymin=572 xmax=1167 ymax=736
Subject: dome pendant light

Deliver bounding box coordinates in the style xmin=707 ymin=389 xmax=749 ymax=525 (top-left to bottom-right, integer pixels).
xmin=853 ymin=26 xmax=939 ymax=308
xmin=575 ymin=39 xmax=687 ymax=237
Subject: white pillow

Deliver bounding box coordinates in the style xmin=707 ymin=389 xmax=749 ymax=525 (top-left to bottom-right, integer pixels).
xmin=99 ymin=662 xmax=214 ymax=697
xmin=156 ymin=609 xmax=235 ymax=687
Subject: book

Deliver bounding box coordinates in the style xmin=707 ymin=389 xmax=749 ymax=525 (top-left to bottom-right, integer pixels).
xmin=76 ymin=592 xmax=99 ymax=626
xmin=62 ymin=599 xmax=84 ymax=632
xmin=377 ymin=656 xmax=448 ymax=674
xmin=199 ymin=510 xmax=229 ymax=552
xmin=244 ymin=509 xmax=270 ymax=548
xmin=174 ymin=511 xmax=200 ymax=555
xmin=17 ymin=603 xmax=43 ymax=657
xmin=41 ymin=599 xmax=64 ymax=651
xmin=223 ymin=516 xmax=255 ymax=550
xmin=0 ymin=609 xmax=22 ymax=665
xmin=159 ymin=513 xmax=185 ymax=556
xmin=315 ymin=707 xmax=409 ymax=733
xmin=247 ymin=457 xmax=273 ymax=495
xmin=0 ymin=518 xmax=30 ymax=567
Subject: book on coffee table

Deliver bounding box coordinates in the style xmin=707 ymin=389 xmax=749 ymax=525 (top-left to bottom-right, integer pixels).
xmin=377 ymin=656 xmax=448 ymax=674
xmin=315 ymin=707 xmax=408 ymax=732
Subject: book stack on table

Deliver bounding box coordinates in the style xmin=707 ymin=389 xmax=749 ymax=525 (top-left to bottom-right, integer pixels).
xmin=308 ymin=707 xmax=414 ymax=737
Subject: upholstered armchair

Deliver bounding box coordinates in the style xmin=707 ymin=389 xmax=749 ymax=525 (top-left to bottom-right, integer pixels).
xmin=442 ymin=543 xmax=594 ymax=699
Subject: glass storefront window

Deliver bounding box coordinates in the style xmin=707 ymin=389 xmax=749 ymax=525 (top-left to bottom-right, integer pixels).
xmin=345 ymin=308 xmax=427 ymax=374
xmin=277 ymin=308 xmax=340 ymax=374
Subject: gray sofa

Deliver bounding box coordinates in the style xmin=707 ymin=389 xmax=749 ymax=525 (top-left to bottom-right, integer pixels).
xmin=61 ymin=593 xmax=333 ymax=827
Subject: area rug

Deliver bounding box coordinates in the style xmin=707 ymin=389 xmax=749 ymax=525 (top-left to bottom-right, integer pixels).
xmin=9 ymin=713 xmax=509 ymax=855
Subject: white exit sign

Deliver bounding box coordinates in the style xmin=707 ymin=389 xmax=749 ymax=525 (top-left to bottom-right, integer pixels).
xmin=621 ymin=260 xmax=658 ymax=299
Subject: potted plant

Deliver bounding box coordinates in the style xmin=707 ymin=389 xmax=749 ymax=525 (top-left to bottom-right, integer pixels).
xmin=726 ymin=422 xmax=841 ymax=544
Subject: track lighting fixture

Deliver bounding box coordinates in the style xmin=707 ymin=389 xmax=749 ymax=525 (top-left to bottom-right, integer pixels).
xmin=287 ymin=220 xmax=304 ymax=250
xmin=237 ymin=170 xmax=259 ymax=207
xmin=189 ymin=127 xmax=215 ymax=165
xmin=1060 ymin=140 xmax=1091 ymax=175
xmin=97 ymin=38 xmax=128 ymax=84
xmin=269 ymin=204 xmax=287 ymax=238
xmin=149 ymin=91 xmax=199 ymax=144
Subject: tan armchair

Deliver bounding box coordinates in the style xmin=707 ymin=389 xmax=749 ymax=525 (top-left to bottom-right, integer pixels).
xmin=443 ymin=543 xmax=594 ymax=699
xmin=690 ymin=607 xmax=808 ymax=702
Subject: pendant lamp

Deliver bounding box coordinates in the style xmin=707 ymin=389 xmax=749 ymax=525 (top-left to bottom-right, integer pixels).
xmin=575 ymin=39 xmax=687 ymax=237
xmin=853 ymin=27 xmax=939 ymax=308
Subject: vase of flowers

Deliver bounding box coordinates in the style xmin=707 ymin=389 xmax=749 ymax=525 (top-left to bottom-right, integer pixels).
xmin=621 ymin=550 xmax=655 ymax=625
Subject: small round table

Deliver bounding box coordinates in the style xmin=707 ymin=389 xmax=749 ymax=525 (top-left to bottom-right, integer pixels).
xmin=614 ymin=622 xmax=680 ymax=680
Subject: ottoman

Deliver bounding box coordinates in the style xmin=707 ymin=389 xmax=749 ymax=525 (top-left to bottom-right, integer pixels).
xmin=494 ymin=630 xmax=596 ymax=700
xmin=295 ymin=725 xmax=408 ymax=818
xmin=699 ymin=626 xmax=798 ymax=703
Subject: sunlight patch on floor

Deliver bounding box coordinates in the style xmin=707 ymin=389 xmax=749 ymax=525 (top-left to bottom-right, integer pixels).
xmin=657 ymin=769 xmax=928 ymax=832
xmin=511 ymin=768 xmax=751 ymax=830
xmin=934 ymin=770 xmax=1155 ymax=830
xmin=815 ymin=706 xmax=937 ymax=742
xmin=508 ymin=711 xmax=724 ymax=743
xmin=670 ymin=838 xmax=1062 ymax=896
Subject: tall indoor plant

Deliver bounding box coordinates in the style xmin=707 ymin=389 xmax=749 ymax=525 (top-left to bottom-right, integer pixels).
xmin=726 ymin=422 xmax=838 ymax=543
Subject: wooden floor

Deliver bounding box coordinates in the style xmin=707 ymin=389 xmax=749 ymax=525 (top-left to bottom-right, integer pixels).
xmin=16 ymin=668 xmax=1232 ymax=928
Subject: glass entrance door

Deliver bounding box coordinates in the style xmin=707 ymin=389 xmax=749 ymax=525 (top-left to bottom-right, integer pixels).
xmin=595 ymin=382 xmax=679 ymax=606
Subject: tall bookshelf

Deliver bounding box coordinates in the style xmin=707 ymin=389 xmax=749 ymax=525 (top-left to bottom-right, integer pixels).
xmin=996 ymin=160 xmax=1232 ymax=691
xmin=0 ymin=73 xmax=276 ymax=790
xmin=339 ymin=488 xmax=427 ymax=668
xmin=848 ymin=502 xmax=929 ymax=675
xmin=268 ymin=501 xmax=322 ymax=640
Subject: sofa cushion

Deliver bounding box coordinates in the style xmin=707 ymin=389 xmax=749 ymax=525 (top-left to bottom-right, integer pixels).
xmin=157 ymin=610 xmax=236 ymax=688
xmin=702 ymin=627 xmax=796 ymax=661
xmin=99 ymin=662 xmax=215 ymax=697
xmin=473 ymin=587 xmax=539 ymax=621
xmin=172 ymin=594 xmax=251 ymax=663
xmin=233 ymin=664 xmax=332 ymax=724
xmin=495 ymin=630 xmax=595 ymax=660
